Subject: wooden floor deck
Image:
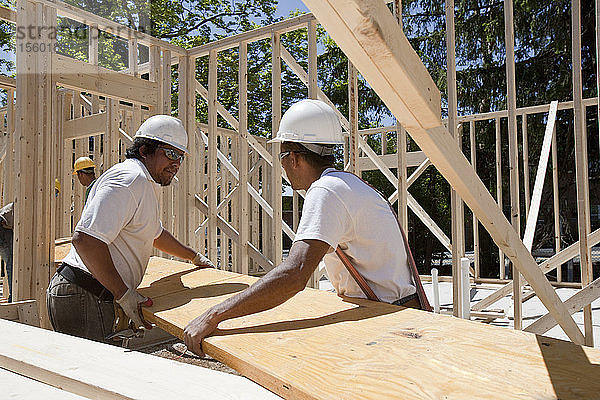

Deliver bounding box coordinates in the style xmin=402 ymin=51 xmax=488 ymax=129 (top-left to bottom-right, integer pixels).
xmin=139 ymin=256 xmax=600 ymax=400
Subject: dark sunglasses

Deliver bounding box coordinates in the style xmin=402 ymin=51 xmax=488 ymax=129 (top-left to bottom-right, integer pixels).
xmin=159 ymin=147 xmax=185 ymax=162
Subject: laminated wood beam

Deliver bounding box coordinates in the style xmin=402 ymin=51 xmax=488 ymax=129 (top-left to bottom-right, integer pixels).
xmin=63 ymin=112 xmax=105 ymax=140
xmin=302 ymin=0 xmax=583 ymax=344
xmin=139 ymin=257 xmax=600 ymax=399
xmin=53 ymin=55 xmax=158 ymax=106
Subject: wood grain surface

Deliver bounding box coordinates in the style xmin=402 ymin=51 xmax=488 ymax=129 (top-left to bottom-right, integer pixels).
xmin=140 ymin=257 xmax=600 ymax=400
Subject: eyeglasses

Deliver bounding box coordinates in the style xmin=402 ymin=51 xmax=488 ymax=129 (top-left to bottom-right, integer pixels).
xmin=278 ymin=150 xmax=309 ymax=160
xmin=159 ymin=147 xmax=185 ymax=162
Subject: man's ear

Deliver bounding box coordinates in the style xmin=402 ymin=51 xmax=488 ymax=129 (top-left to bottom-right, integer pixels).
xmin=139 ymin=145 xmax=149 ymax=159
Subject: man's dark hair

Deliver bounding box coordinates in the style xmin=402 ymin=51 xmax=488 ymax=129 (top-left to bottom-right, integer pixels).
xmin=78 ymin=167 xmax=95 ymax=175
xmin=281 ymin=141 xmax=335 ymax=169
xmin=125 ymin=137 xmax=160 ymax=160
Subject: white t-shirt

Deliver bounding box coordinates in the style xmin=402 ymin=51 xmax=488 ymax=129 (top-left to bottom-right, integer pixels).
xmin=294 ymin=168 xmax=415 ymax=303
xmin=63 ymin=158 xmax=163 ymax=289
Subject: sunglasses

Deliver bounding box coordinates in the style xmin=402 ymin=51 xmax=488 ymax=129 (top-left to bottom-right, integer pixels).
xmin=159 ymin=147 xmax=185 ymax=162
xmin=278 ymin=150 xmax=310 ymax=160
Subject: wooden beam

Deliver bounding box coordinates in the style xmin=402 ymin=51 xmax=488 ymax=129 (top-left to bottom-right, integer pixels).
xmin=503 ymin=0 xmax=522 ymax=330
xmin=239 ymin=40 xmax=250 ymax=276
xmin=525 ymin=276 xmax=600 ymax=335
xmin=189 ymin=13 xmax=316 ymax=57
xmin=469 ymin=121 xmax=480 ymax=278
xmin=194 ymin=79 xmax=273 ymax=166
xmin=572 ymin=0 xmax=593 ymax=346
xmin=522 ymin=101 xmax=558 ymax=251
xmin=0 ymin=75 xmax=16 ymax=89
xmin=0 ymin=5 xmax=16 ymax=23
xmin=207 ymin=50 xmax=218 ymax=264
xmin=35 ymin=0 xmax=183 ymax=55
xmin=471 ymin=227 xmax=600 ymax=311
xmin=358 ymin=151 xmax=427 ymax=170
xmin=303 ymin=0 xmax=584 ymax=344
xmin=53 ymin=55 xmax=158 ymax=106
xmin=0 ymin=319 xmax=278 ymax=399
xmin=63 ymin=112 xmax=105 ymax=140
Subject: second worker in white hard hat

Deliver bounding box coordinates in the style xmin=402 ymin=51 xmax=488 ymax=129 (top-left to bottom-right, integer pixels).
xmin=48 ymin=115 xmax=215 ymax=343
xmin=184 ymin=99 xmax=425 ymax=357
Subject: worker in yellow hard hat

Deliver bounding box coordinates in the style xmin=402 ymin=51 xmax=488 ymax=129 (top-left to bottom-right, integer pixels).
xmin=73 ymin=156 xmax=96 ymax=204
xmin=55 ymin=179 xmax=61 ymax=198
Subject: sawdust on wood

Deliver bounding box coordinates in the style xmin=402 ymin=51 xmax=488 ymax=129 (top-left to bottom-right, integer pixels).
xmin=137 ymin=339 xmax=240 ymax=376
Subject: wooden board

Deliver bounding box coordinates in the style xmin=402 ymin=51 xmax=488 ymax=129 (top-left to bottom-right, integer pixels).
xmin=0 ymin=367 xmax=87 ymax=400
xmin=53 ymin=55 xmax=158 ymax=106
xmin=0 ymin=318 xmax=279 ymax=400
xmin=140 ymin=257 xmax=600 ymax=400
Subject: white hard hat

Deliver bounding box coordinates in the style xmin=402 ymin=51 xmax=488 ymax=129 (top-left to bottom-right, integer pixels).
xmin=269 ymin=99 xmax=344 ymax=146
xmin=134 ymin=115 xmax=189 ymax=153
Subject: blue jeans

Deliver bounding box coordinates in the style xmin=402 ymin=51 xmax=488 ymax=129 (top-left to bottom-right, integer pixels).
xmin=0 ymin=226 xmax=13 ymax=302
xmin=46 ymin=273 xmax=115 ymax=343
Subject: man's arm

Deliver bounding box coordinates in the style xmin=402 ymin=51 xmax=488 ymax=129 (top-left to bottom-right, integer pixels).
xmin=153 ymin=229 xmax=214 ymax=267
xmin=184 ymin=239 xmax=330 ymax=356
xmin=72 ymin=231 xmax=128 ymax=299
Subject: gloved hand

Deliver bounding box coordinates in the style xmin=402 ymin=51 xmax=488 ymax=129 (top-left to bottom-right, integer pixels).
xmin=116 ymin=288 xmax=153 ymax=330
xmin=192 ymin=252 xmax=215 ymax=268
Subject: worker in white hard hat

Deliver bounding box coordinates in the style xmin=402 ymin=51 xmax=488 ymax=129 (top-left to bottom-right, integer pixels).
xmin=184 ymin=99 xmax=428 ymax=357
xmin=73 ymin=156 xmax=97 ymax=204
xmin=48 ymin=115 xmax=215 ymax=343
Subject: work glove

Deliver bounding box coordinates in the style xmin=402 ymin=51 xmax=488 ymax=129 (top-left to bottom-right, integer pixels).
xmin=192 ymin=251 xmax=215 ymax=268
xmin=116 ymin=288 xmax=153 ymax=330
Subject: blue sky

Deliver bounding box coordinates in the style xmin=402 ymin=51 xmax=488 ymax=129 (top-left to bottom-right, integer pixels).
xmin=275 ymin=1 xmax=309 ymax=19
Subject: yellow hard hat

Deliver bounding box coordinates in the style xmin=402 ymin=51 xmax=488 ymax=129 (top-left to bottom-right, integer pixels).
xmin=73 ymin=156 xmax=96 ymax=174
xmin=55 ymin=178 xmax=61 ymax=193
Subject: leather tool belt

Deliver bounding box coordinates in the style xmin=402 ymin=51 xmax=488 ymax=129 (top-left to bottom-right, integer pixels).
xmin=57 ymin=262 xmax=113 ymax=301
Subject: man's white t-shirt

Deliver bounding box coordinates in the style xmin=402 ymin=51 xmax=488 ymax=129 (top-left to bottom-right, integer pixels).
xmin=63 ymin=158 xmax=163 ymax=290
xmin=294 ymin=168 xmax=415 ymax=303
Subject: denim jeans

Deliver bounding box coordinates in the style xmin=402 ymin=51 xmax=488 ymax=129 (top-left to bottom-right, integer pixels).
xmin=46 ymin=273 xmax=115 ymax=343
xmin=0 ymin=226 xmax=13 ymax=302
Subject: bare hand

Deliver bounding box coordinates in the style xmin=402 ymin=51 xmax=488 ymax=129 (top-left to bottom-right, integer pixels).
xmin=183 ymin=310 xmax=219 ymax=357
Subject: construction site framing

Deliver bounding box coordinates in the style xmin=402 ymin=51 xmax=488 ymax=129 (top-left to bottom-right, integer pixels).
xmin=0 ymin=0 xmax=598 ymax=346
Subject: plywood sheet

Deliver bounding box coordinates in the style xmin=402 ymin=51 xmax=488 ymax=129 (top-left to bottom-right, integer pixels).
xmin=141 ymin=257 xmax=600 ymax=400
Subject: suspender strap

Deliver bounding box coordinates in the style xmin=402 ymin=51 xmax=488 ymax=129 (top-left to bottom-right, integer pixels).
xmin=335 ymin=247 xmax=380 ymax=302
xmin=328 ymin=170 xmax=432 ymax=311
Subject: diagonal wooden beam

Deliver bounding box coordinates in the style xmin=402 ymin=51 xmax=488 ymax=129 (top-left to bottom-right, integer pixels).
xmin=303 ymin=0 xmax=583 ymax=343
xmin=471 ymin=228 xmax=600 ymax=311
xmin=522 ymin=101 xmax=558 ymax=251
xmin=525 ymin=276 xmax=600 ymax=335
xmin=194 ymin=79 xmax=273 ymax=166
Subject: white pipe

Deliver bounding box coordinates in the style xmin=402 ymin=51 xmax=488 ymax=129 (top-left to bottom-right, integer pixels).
xmin=431 ymin=268 xmax=440 ymax=314
xmin=461 ymin=258 xmax=471 ymax=320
